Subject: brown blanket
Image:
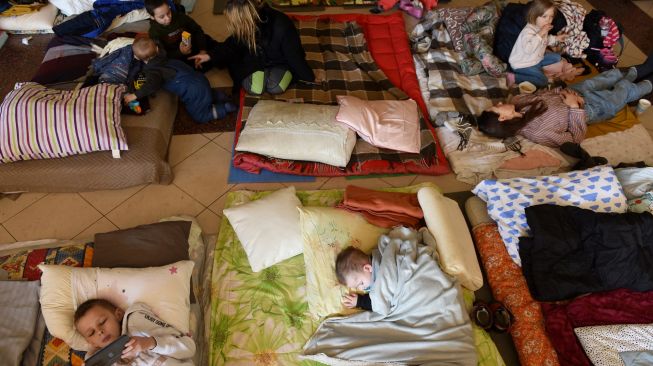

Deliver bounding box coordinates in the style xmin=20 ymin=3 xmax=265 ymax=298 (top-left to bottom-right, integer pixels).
xmin=337 ymin=185 xmax=424 ymax=228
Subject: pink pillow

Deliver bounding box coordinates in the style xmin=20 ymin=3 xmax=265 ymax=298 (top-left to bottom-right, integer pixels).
xmin=336 ymin=95 xmax=421 ymax=153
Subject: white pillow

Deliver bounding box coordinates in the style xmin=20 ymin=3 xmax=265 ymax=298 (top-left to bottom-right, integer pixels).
xmin=575 ymin=324 xmax=653 ymax=366
xmin=223 ymin=186 xmax=304 ymax=272
xmin=418 ymin=186 xmax=483 ymax=290
xmin=38 ymin=260 xmax=194 ymax=351
xmin=49 ymin=0 xmax=95 ymax=16
xmin=235 ymin=100 xmax=357 ymax=167
xmin=0 ymin=3 xmax=58 ymax=33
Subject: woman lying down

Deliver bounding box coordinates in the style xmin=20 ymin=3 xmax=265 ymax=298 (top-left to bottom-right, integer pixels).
xmin=302 ymin=226 xmax=477 ymax=366
xmin=74 ymin=299 xmax=195 ymax=365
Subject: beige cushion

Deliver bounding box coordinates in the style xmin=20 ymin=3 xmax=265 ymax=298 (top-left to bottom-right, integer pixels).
xmin=299 ymin=207 xmax=388 ymax=319
xmin=38 ymin=260 xmax=194 ymax=351
xmin=418 ymin=186 xmax=483 ymax=290
xmin=235 ymin=100 xmax=357 ymax=167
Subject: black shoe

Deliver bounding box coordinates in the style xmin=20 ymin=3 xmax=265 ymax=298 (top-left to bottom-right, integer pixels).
xmin=560 ymin=142 xmax=590 ymax=160
xmin=573 ymin=156 xmax=608 ymax=170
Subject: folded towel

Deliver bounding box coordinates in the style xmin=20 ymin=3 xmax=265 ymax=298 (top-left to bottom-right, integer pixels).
xmin=336 ymin=185 xmax=423 ymax=228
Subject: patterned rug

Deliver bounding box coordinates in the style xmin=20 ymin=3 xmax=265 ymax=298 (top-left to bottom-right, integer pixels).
xmin=0 ymin=243 xmax=93 ymax=366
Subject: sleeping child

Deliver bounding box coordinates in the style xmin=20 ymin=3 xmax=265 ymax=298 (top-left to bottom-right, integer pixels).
xmin=508 ymin=0 xmax=582 ymax=87
xmin=74 ymin=298 xmax=195 ymax=365
xmin=336 ymin=246 xmax=378 ymax=311
xmin=123 ymin=36 xmax=236 ymax=124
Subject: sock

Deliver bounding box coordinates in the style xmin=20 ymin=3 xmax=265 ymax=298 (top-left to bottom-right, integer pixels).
xmin=634 ymin=52 xmax=653 ymax=82
xmin=213 ymin=104 xmax=226 ymax=120
xmin=560 ymin=142 xmax=590 ymax=160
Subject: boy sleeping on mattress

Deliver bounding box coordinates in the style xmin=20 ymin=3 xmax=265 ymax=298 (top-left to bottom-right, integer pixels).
xmin=304 ymin=226 xmax=476 ymax=365
xmin=74 ymin=299 xmax=195 ymax=365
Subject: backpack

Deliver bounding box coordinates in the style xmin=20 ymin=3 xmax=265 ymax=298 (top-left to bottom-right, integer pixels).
xmin=583 ymin=9 xmax=624 ymax=72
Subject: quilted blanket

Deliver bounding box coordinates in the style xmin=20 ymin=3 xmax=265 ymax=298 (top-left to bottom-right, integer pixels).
xmin=232 ymin=15 xmax=450 ymax=177
xmin=410 ymin=10 xmax=510 ymax=123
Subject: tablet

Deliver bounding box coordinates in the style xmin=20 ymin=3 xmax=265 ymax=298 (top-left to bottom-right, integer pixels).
xmin=85 ymin=335 xmax=130 ymax=366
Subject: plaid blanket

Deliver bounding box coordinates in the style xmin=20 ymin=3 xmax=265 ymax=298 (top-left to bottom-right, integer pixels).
xmin=233 ymin=18 xmax=449 ymax=177
xmin=410 ymin=10 xmax=510 ymax=124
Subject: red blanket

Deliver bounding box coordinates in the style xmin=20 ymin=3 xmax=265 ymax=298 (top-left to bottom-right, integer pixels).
xmin=232 ymin=12 xmax=450 ymax=177
xmin=337 ymin=185 xmax=423 ymax=228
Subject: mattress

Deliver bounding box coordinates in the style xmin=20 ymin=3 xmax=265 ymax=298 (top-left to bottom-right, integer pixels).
xmin=0 ymin=36 xmax=177 ymax=192
xmin=465 ymin=196 xmax=560 ymax=366
xmin=209 ymin=184 xmax=504 ymax=366
xmin=0 ymin=227 xmax=214 ymax=366
xmin=231 ymin=12 xmax=450 ymax=177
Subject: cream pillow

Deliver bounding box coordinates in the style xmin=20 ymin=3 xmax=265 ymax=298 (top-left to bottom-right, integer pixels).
xmin=299 ymin=207 xmax=388 ymax=318
xmin=38 ymin=260 xmax=194 ymax=351
xmin=418 ymin=186 xmax=483 ymax=290
xmin=235 ymin=100 xmax=357 ymax=167
xmin=223 ymin=186 xmax=304 ymax=272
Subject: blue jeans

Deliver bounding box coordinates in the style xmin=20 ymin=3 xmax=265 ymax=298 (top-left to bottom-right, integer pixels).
xmin=513 ymin=52 xmax=562 ymax=87
xmin=569 ymin=68 xmax=653 ymax=123
xmin=163 ymin=60 xmax=215 ymax=124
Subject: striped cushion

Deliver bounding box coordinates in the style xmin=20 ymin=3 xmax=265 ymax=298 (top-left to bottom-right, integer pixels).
xmin=0 ymin=82 xmax=128 ymax=163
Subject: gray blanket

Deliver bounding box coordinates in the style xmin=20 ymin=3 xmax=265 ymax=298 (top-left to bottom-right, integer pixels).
xmin=0 ymin=280 xmax=41 ymax=366
xmin=302 ymin=227 xmax=476 ymax=366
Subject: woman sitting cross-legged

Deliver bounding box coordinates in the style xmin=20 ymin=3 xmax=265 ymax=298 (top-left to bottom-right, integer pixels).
xmin=477 ymin=56 xmax=653 ymax=148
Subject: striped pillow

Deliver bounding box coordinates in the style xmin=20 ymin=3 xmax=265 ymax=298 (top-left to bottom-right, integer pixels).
xmin=0 ymin=82 xmax=128 ymax=163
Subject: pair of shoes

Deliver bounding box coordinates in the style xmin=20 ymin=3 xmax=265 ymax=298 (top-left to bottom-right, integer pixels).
xmin=471 ymin=300 xmax=514 ymax=333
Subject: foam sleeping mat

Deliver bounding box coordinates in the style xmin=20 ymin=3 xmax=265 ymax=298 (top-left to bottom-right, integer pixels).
xmin=231 ymin=12 xmax=450 ymax=177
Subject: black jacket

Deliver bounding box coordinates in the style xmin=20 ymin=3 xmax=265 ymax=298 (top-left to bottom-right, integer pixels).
xmin=127 ymin=52 xmax=177 ymax=99
xmin=519 ymin=204 xmax=653 ymax=302
xmin=210 ymin=4 xmax=314 ymax=90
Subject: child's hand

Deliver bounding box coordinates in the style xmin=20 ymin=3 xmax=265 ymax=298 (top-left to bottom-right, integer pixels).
xmin=188 ymin=52 xmax=211 ymax=69
xmin=122 ymin=336 xmax=156 ymax=359
xmin=123 ymin=93 xmax=137 ymax=104
xmin=180 ymin=42 xmax=192 ymax=55
xmin=342 ymin=293 xmax=358 ymax=308
xmin=538 ymin=24 xmax=553 ymax=38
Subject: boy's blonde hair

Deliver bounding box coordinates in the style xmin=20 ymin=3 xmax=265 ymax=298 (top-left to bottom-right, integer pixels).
xmin=335 ymin=247 xmax=370 ymax=286
xmin=133 ymin=37 xmax=158 ymax=61
xmin=224 ymin=0 xmax=262 ymax=54
xmin=526 ymin=0 xmax=555 ymax=25
xmin=74 ymin=299 xmax=118 ymax=326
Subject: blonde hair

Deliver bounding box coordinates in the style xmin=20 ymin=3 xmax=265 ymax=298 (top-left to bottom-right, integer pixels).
xmin=132 ymin=36 xmax=158 ymax=61
xmin=225 ymin=0 xmax=262 ymax=53
xmin=335 ymin=247 xmax=370 ymax=286
xmin=526 ymin=0 xmax=555 ymax=25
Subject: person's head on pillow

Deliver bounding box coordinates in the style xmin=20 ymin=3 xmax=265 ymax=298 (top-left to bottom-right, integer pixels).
xmin=336 ymin=247 xmax=374 ymax=292
xmin=477 ymin=99 xmax=547 ymax=138
xmin=74 ymin=299 xmax=124 ymax=350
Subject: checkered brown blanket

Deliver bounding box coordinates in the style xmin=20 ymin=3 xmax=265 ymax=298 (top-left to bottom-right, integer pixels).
xmin=410 ymin=10 xmax=510 ymax=124
xmin=233 ymin=18 xmax=449 ymax=177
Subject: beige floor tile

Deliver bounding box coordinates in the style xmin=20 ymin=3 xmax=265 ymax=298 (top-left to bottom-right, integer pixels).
xmin=73 ymin=217 xmax=119 ymax=242
xmin=106 ymin=184 xmax=205 ymax=230
xmin=196 ymin=208 xmax=221 ymax=235
xmin=320 ymin=177 xmax=393 ymax=190
xmin=203 ymin=132 xmax=221 ymax=140
xmin=213 ymin=132 xmax=235 ymax=152
xmin=634 ymin=1 xmax=653 ymax=18
xmin=205 ymin=69 xmax=234 ymax=88
xmin=621 ymin=35 xmax=647 ymax=62
xmin=281 ymin=177 xmax=331 ymax=191
xmin=4 ymin=193 xmax=102 ymax=241
xmin=208 ymin=192 xmax=230 ymax=215
xmin=168 ymin=134 xmax=211 ymax=167
xmin=79 ymin=185 xmax=146 ymax=215
xmin=0 ymin=193 xmax=45 ymax=223
xmin=0 ymin=225 xmax=15 ymax=245
xmin=173 ymin=142 xmax=233 ymax=206
xmin=380 ymin=175 xmax=418 ymax=188
xmin=229 ymin=182 xmax=287 ymax=192
xmin=412 ymin=173 xmax=474 ymax=193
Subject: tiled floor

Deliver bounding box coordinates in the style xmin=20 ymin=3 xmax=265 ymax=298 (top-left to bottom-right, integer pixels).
xmin=0 ymin=0 xmax=652 ymax=245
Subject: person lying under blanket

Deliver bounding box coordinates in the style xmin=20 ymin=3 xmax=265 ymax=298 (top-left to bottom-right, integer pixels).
xmin=74 ymin=299 xmax=195 ymax=365
xmin=302 ymin=226 xmax=476 ymax=365
xmin=477 ymin=53 xmax=653 ymax=148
